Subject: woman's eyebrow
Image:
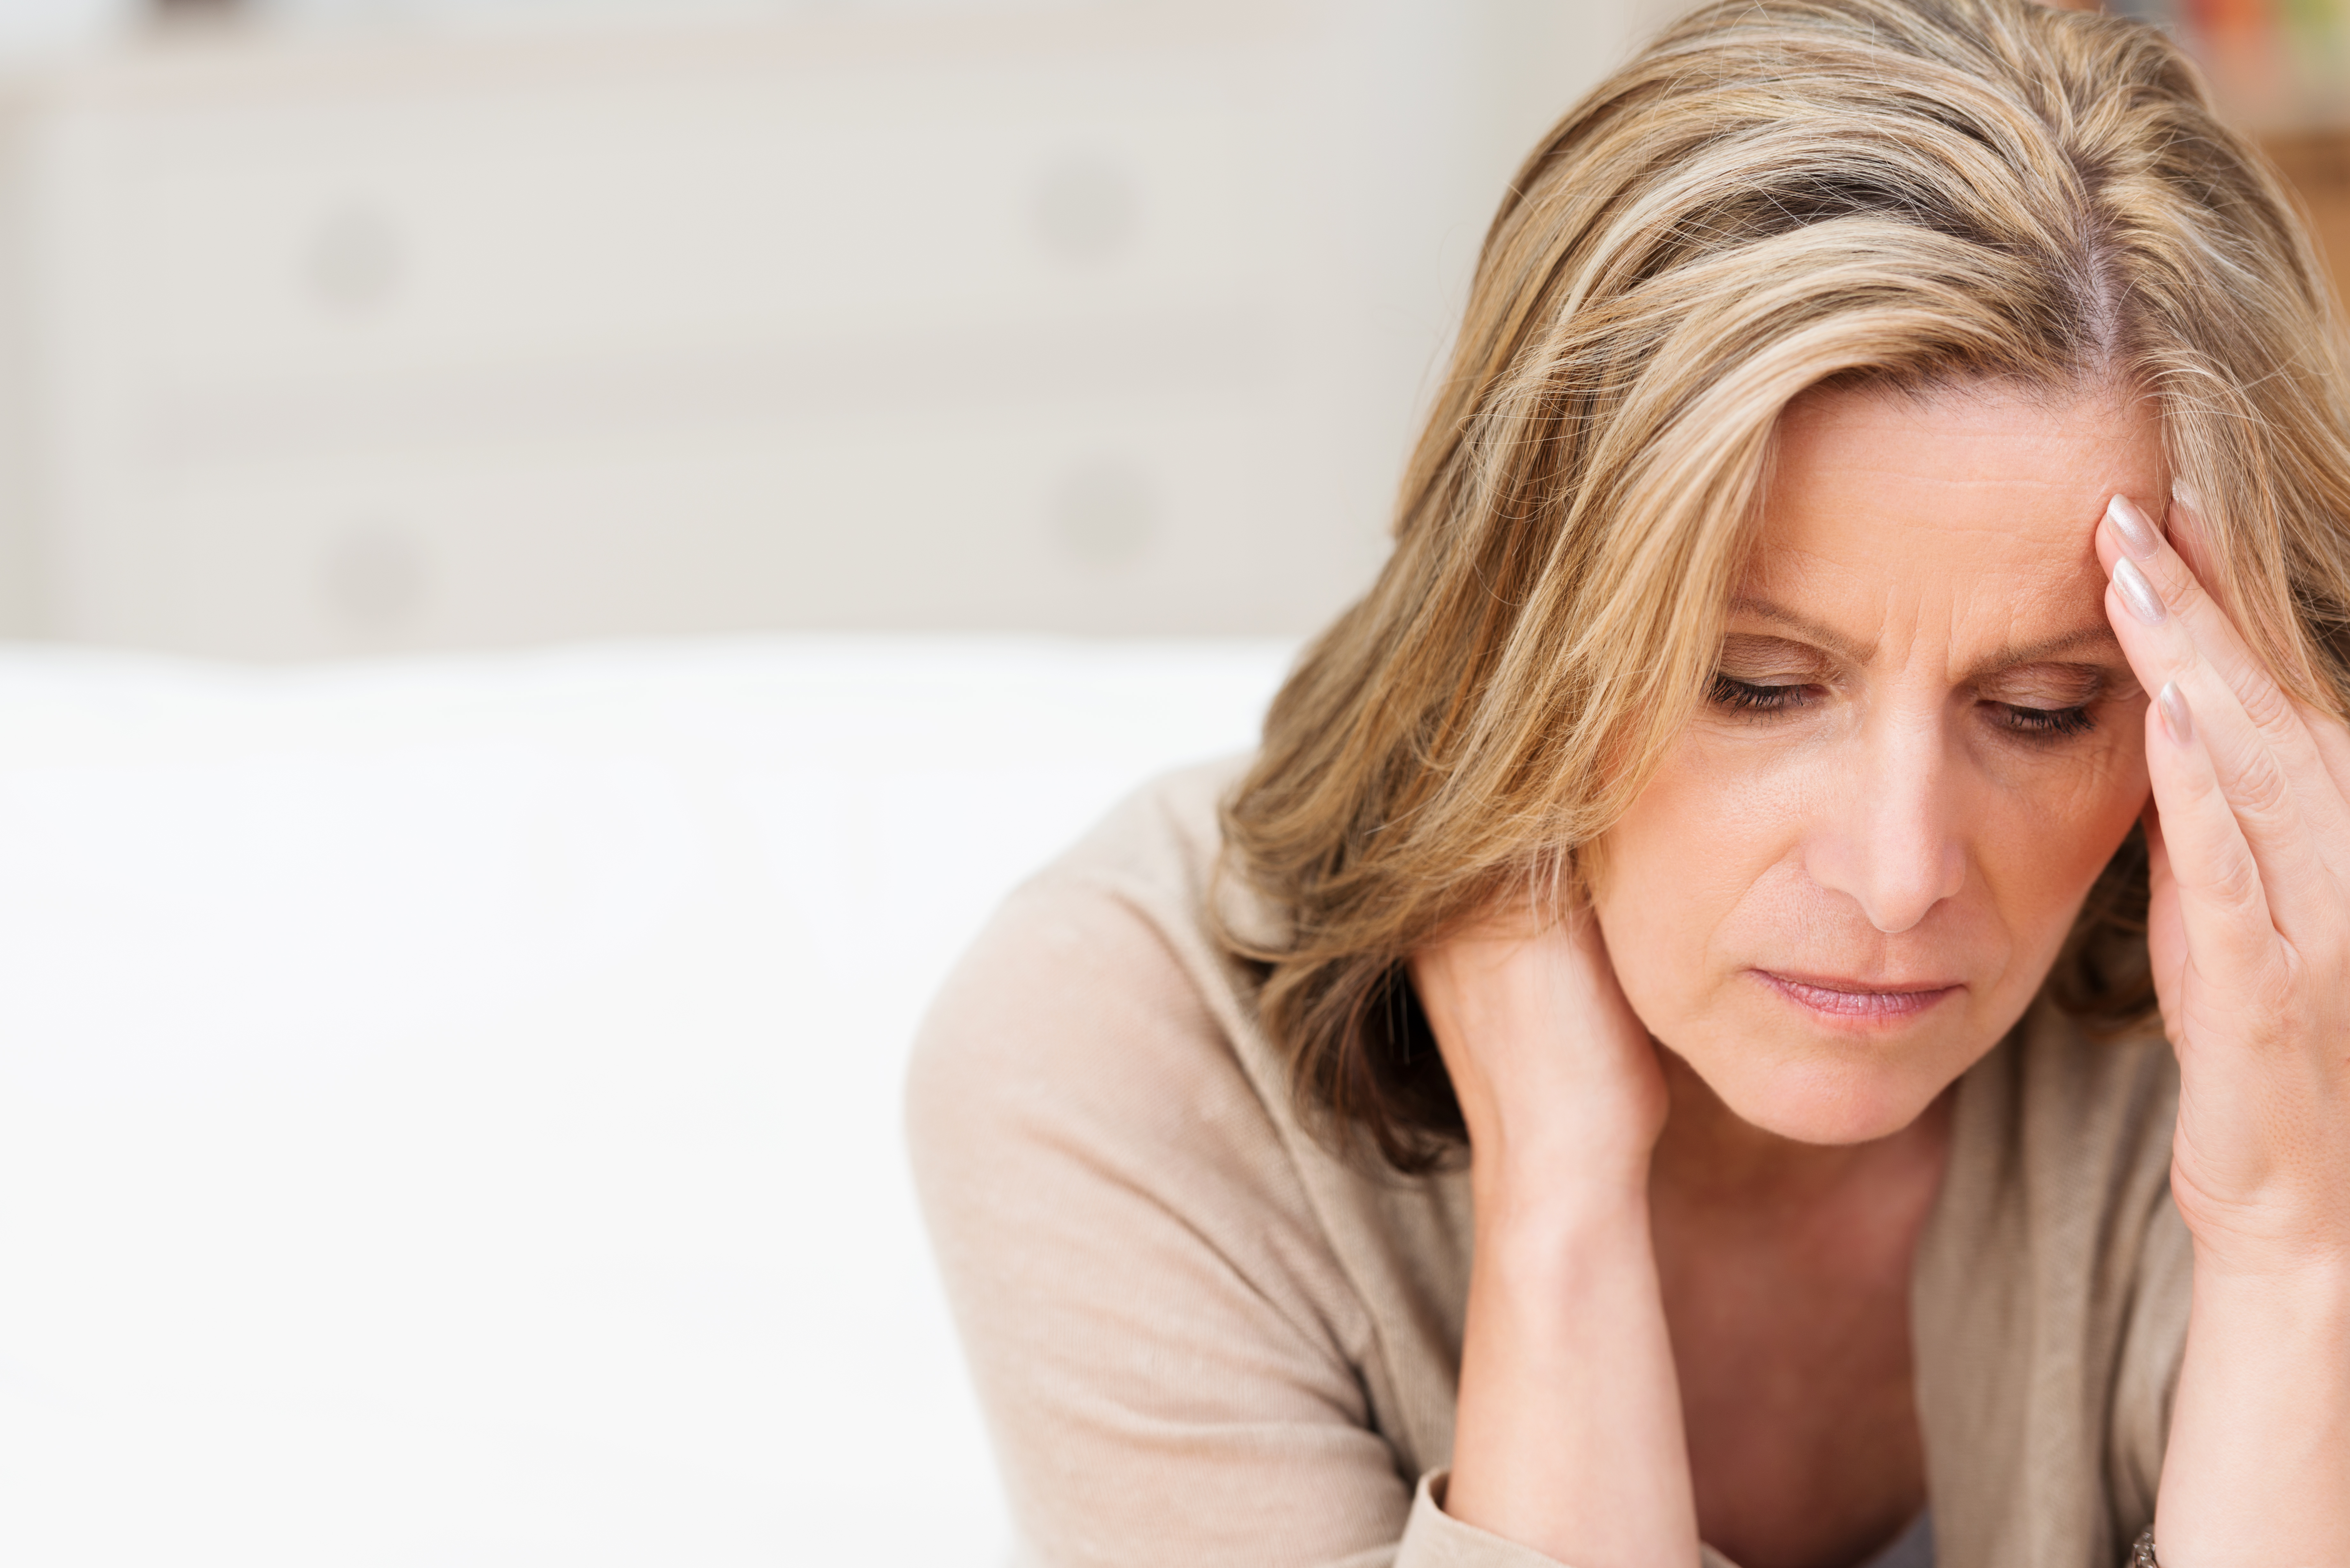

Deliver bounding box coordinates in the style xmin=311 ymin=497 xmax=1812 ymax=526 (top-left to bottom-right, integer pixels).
xmin=1731 ymin=599 xmax=2125 ymax=677
xmin=1968 ymin=623 xmax=2124 ymax=678
xmin=1727 ymin=598 xmax=1873 ymax=661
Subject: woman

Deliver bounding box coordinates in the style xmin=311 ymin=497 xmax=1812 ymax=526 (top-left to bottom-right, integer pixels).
xmin=908 ymin=1 xmax=2350 ymax=1564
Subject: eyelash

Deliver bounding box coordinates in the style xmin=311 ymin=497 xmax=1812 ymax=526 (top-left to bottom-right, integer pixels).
xmin=1999 ymin=702 xmax=2097 ymax=739
xmin=1706 ymin=675 xmax=2097 ymax=740
xmin=1709 ymin=675 xmax=1809 ymax=714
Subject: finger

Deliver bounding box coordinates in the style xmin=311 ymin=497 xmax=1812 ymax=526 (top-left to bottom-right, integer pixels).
xmin=2099 ymin=497 xmax=2346 ymax=932
xmin=2142 ymin=681 xmax=2282 ymax=983
xmin=2141 ymin=796 xmax=2175 ymax=923
xmin=2171 ymin=484 xmax=2350 ymax=828
xmin=2177 ymin=480 xmax=2350 ymax=836
xmin=2101 ymin=570 xmax=2331 ymax=948
xmin=2108 ymin=488 xmax=2350 ymax=852
xmin=2101 ymin=547 xmax=2319 ymax=919
xmin=2138 ymin=799 xmax=2187 ymax=1024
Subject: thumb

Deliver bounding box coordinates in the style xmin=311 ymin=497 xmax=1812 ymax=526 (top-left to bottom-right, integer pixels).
xmin=2142 ymin=797 xmax=2172 ymax=889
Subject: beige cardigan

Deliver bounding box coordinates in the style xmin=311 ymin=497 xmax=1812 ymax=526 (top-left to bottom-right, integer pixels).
xmin=907 ymin=760 xmax=2194 ymax=1568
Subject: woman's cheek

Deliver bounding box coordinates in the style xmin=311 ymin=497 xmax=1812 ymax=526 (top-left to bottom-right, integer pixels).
xmin=1983 ymin=729 xmax=2149 ymax=939
xmin=1589 ymin=730 xmax=1807 ymax=1034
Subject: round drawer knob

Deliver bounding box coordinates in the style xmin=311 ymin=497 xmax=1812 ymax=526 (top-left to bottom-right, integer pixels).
xmin=321 ymin=524 xmax=429 ymax=629
xmin=306 ymin=205 xmax=406 ymax=314
xmin=1049 ymin=460 xmax=1158 ymax=569
xmin=1031 ymin=157 xmax=1137 ymax=266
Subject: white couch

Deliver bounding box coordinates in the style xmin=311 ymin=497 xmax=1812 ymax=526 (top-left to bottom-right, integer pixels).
xmin=0 ymin=634 xmax=1294 ymax=1566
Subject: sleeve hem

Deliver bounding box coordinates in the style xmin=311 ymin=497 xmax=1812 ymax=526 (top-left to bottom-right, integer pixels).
xmin=1392 ymin=1472 xmax=1741 ymax=1568
xmin=1392 ymin=1471 xmax=1573 ymax=1568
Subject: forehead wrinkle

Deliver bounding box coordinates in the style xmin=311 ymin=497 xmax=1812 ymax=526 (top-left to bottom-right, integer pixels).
xmin=1960 ymin=623 xmax=2125 ymax=684
xmin=1944 ymin=545 xmax=2117 ymax=673
xmin=1725 ymin=596 xmax=1876 ymax=663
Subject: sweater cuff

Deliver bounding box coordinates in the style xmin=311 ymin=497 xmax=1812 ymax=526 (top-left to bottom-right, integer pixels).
xmin=1393 ymin=1471 xmax=1744 ymax=1568
xmin=1393 ymin=1471 xmax=1575 ymax=1568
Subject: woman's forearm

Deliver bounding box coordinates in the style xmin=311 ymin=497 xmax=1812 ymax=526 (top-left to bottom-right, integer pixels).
xmin=1445 ymin=1177 xmax=1698 ymax=1568
xmin=1410 ymin=916 xmax=1685 ymax=1563
xmin=2155 ymin=1256 xmax=2350 ymax=1566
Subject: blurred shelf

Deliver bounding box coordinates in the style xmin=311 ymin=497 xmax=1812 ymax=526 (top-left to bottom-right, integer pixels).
xmin=2259 ymin=129 xmax=2350 ymax=318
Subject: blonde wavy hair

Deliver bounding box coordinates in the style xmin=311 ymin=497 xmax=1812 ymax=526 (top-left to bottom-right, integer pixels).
xmin=1220 ymin=0 xmax=2350 ymax=1172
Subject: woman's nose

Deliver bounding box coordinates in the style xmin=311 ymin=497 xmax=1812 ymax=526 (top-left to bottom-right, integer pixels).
xmin=1802 ymin=716 xmax=1967 ymax=934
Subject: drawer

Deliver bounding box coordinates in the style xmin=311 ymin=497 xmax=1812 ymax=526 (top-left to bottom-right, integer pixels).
xmin=83 ymin=38 xmax=1298 ymax=393
xmin=95 ymin=388 xmax=1368 ymax=656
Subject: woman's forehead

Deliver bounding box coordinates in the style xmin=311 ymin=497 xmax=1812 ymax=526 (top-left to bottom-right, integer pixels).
xmin=1758 ymin=384 xmax=2160 ymax=563
xmin=1738 ymin=382 xmax=2161 ymax=654
xmin=1770 ymin=381 xmax=2164 ymax=498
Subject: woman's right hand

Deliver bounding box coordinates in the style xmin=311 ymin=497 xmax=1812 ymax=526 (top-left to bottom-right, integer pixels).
xmin=1409 ymin=906 xmax=1698 ymax=1568
xmin=1409 ymin=905 xmax=1667 ymax=1207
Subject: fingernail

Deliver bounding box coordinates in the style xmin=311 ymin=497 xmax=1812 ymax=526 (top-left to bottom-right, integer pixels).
xmin=2158 ymin=681 xmax=2193 ymax=746
xmin=2106 ymin=495 xmax=2161 ymax=560
xmin=2172 ymin=479 xmax=2205 ymax=516
xmin=2113 ymin=556 xmax=2166 ymax=625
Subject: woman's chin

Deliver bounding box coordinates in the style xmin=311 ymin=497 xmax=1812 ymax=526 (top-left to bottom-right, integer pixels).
xmin=1649 ymin=975 xmax=2006 ymax=1145
xmin=1689 ymin=1044 xmax=1960 ymax=1146
xmin=1734 ymin=1088 xmax=1937 ymax=1145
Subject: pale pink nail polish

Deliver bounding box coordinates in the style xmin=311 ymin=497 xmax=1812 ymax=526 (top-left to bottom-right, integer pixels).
xmin=2113 ymin=557 xmax=2165 ymax=625
xmin=2158 ymin=682 xmax=2193 ymax=746
xmin=2106 ymin=496 xmax=2160 ymax=560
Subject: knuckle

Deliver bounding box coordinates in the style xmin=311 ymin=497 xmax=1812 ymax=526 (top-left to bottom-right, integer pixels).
xmin=2302 ymin=916 xmax=2350 ymax=978
xmin=2207 ymin=842 xmax=2267 ymax=915
xmin=2174 ymin=742 xmax=2228 ymax=809
xmin=2252 ymin=950 xmax=2300 ymax=1015
xmin=2150 ymin=547 xmax=2205 ymax=608
xmin=2230 ymin=748 xmax=2297 ymax=825
xmin=2237 ymin=672 xmax=2300 ymax=738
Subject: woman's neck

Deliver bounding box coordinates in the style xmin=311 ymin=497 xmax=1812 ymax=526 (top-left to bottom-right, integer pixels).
xmin=1644 ymin=1043 xmax=1951 ymax=1568
xmin=1646 ymin=1046 xmax=1952 ymax=1213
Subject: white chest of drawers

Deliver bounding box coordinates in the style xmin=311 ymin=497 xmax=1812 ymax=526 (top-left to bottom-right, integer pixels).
xmin=0 ymin=3 xmax=1491 ymax=656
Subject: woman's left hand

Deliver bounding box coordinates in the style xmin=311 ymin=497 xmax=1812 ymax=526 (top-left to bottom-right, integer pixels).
xmin=2098 ymin=487 xmax=2350 ymax=1275
xmin=2097 ymin=486 xmax=2350 ymax=1567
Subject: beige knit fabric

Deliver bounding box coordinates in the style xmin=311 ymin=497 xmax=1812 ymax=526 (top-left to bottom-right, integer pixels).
xmin=906 ymin=760 xmax=2194 ymax=1568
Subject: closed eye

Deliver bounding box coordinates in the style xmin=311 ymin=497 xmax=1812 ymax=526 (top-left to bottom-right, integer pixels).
xmin=1993 ymin=701 xmax=2096 ymax=740
xmin=1709 ymin=674 xmax=1818 ymax=714
xmin=1713 ymin=674 xmax=2100 ymax=742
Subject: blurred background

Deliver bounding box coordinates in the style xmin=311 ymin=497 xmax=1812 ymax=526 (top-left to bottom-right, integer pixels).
xmin=0 ymin=0 xmax=1695 ymax=658
xmin=2 ymin=2 xmax=2345 ymax=1565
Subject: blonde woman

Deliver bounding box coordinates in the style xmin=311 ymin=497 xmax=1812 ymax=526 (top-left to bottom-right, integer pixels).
xmin=908 ymin=1 xmax=2350 ymax=1563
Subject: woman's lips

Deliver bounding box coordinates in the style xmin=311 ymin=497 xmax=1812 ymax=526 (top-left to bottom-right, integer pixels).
xmin=1753 ymin=969 xmax=1961 ymax=1021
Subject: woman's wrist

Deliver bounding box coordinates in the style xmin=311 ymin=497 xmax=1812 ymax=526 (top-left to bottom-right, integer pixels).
xmin=2155 ymin=1237 xmax=2350 ymax=1566
xmin=1471 ymin=1177 xmax=1652 ymax=1278
xmin=2180 ymin=1202 xmax=2350 ymax=1295
xmin=1469 ymin=1141 xmax=1654 ymax=1252
xmin=1452 ymin=1153 xmax=1694 ymax=1568
xmin=2184 ymin=1247 xmax=2350 ymax=1337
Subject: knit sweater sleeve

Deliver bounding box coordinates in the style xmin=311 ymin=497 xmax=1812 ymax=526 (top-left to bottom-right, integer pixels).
xmin=907 ymin=874 xmax=1580 ymax=1568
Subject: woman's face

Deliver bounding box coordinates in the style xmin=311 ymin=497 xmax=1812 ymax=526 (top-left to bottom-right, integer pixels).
xmin=1589 ymin=382 xmax=2162 ymax=1145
